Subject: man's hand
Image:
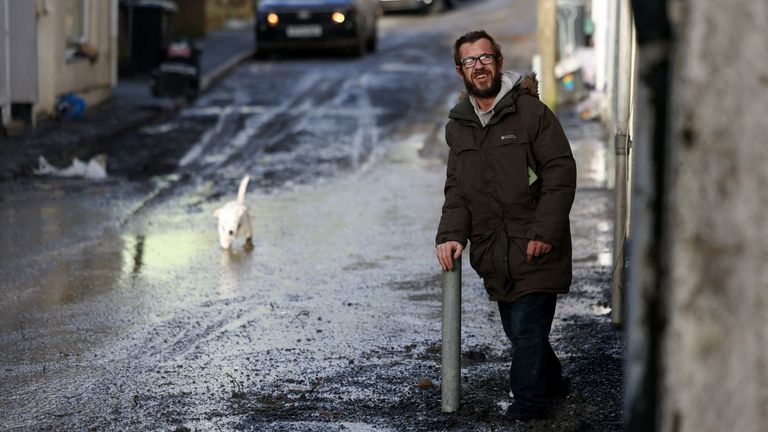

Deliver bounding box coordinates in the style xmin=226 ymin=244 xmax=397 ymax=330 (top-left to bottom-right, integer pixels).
xmin=526 ymin=240 xmax=553 ymax=263
xmin=436 ymin=241 xmax=463 ymax=271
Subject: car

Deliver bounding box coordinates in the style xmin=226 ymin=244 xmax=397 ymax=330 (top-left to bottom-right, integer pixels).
xmin=254 ymin=0 xmax=381 ymax=58
xmin=378 ymin=0 xmax=456 ymax=14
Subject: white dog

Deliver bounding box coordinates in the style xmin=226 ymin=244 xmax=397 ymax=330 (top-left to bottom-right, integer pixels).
xmin=213 ymin=176 xmax=253 ymax=249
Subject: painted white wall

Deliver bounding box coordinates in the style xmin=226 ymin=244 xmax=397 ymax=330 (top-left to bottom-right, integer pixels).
xmin=1 ymin=0 xmax=38 ymax=125
xmin=9 ymin=0 xmax=37 ymax=103
xmin=0 ymin=0 xmax=9 ymax=124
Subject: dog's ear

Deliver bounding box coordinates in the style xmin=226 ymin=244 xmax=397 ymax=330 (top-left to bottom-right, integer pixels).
xmin=213 ymin=207 xmax=221 ymax=218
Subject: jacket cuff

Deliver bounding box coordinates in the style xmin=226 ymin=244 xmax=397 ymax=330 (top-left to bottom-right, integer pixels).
xmin=436 ymin=234 xmax=467 ymax=247
xmin=526 ymin=229 xmax=560 ymax=248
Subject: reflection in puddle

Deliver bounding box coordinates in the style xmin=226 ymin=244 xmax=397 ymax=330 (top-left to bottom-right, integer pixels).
xmin=389 ymin=133 xmax=426 ymax=164
xmin=218 ymin=248 xmax=253 ymax=296
xmin=598 ymin=252 xmax=612 ymax=267
xmin=588 ymin=140 xmax=608 ymax=186
xmin=121 ymin=231 xmax=210 ymax=279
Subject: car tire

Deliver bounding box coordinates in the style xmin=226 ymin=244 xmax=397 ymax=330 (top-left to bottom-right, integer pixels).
xmin=353 ymin=32 xmax=367 ymax=57
xmin=254 ymin=47 xmax=268 ymax=60
xmin=366 ymin=25 xmax=377 ymax=52
xmin=424 ymin=1 xmax=443 ymax=15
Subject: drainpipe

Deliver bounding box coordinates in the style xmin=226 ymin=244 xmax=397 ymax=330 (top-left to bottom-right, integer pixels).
xmin=441 ymin=257 xmax=461 ymax=412
xmin=611 ymin=0 xmax=633 ymax=327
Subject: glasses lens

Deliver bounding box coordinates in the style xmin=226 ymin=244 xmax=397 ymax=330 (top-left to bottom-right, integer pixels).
xmin=479 ymin=54 xmax=495 ymax=65
xmin=461 ymin=57 xmax=476 ymax=68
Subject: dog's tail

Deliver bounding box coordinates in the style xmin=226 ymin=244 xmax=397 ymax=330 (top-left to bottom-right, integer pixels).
xmin=237 ymin=175 xmax=250 ymax=204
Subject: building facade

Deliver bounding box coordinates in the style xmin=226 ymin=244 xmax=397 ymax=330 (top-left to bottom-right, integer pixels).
xmin=1 ymin=0 xmax=118 ymax=129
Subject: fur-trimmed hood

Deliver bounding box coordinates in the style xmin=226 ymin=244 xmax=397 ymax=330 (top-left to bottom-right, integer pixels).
xmin=518 ymin=72 xmax=540 ymax=98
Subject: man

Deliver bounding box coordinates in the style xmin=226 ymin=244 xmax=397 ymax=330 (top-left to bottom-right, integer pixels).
xmin=435 ymin=30 xmax=576 ymax=420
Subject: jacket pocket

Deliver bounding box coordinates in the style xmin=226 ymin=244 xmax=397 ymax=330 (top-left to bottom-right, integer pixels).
xmin=494 ymin=132 xmax=530 ymax=202
xmin=469 ymin=232 xmax=498 ymax=279
xmin=469 ymin=228 xmax=510 ymax=280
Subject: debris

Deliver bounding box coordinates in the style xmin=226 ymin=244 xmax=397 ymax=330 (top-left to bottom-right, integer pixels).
xmin=56 ymin=93 xmax=86 ymax=120
xmin=33 ymin=154 xmax=108 ymax=179
xmin=76 ymin=42 xmax=100 ymax=62
xmin=225 ymin=372 xmax=246 ymax=399
xmin=418 ymin=378 xmax=434 ymax=389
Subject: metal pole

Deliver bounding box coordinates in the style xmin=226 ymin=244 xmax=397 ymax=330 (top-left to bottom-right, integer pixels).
xmin=611 ymin=0 xmax=633 ymax=327
xmin=441 ymin=257 xmax=461 ymax=412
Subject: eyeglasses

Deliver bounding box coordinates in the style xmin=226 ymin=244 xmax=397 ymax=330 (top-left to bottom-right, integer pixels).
xmin=458 ymin=53 xmax=498 ymax=68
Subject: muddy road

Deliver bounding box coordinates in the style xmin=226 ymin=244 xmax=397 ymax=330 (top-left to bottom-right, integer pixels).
xmin=0 ymin=1 xmax=623 ymax=430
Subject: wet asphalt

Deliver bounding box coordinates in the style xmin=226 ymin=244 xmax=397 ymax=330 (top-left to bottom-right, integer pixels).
xmin=0 ymin=1 xmax=624 ymax=430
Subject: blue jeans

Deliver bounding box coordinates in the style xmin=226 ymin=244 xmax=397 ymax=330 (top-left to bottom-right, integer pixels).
xmin=498 ymin=292 xmax=563 ymax=411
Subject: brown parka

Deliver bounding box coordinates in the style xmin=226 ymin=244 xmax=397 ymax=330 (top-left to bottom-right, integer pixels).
xmin=436 ymin=74 xmax=577 ymax=302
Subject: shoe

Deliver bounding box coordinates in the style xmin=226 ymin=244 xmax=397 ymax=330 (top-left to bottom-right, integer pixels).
xmin=504 ymin=401 xmax=546 ymax=421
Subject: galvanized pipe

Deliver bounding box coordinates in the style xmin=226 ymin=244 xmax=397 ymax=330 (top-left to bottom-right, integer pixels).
xmin=612 ymin=132 xmax=629 ymax=326
xmin=441 ymin=257 xmax=461 ymax=412
xmin=611 ymin=0 xmax=634 ymax=327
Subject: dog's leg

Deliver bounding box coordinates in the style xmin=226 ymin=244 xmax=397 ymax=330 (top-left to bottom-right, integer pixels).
xmin=242 ymin=213 xmax=254 ymax=251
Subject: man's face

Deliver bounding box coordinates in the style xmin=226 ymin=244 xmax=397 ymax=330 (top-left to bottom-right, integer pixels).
xmin=455 ymin=38 xmax=503 ymax=99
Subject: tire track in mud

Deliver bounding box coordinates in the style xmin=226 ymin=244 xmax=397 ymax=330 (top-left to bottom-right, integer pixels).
xmin=123 ymin=53 xmax=456 ymax=221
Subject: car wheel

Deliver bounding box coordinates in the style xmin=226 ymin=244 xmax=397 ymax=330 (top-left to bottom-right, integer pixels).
xmin=353 ymin=32 xmax=367 ymax=57
xmin=423 ymin=1 xmax=443 ymax=15
xmin=254 ymin=46 xmax=268 ymax=60
xmin=366 ymin=25 xmax=377 ymax=52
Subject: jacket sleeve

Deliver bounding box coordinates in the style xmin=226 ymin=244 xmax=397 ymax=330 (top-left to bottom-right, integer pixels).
xmin=436 ymin=126 xmax=471 ymax=246
xmin=527 ymin=102 xmax=577 ymax=248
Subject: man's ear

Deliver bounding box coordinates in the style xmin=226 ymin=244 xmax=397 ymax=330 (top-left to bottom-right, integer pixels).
xmin=497 ymin=55 xmax=504 ymax=71
xmin=455 ymin=64 xmax=464 ymax=79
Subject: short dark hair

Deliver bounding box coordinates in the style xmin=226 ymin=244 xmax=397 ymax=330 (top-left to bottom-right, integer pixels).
xmin=453 ymin=30 xmax=502 ymax=66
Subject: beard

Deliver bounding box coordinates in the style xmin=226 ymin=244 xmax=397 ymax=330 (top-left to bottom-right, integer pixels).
xmin=463 ymin=68 xmax=503 ymax=98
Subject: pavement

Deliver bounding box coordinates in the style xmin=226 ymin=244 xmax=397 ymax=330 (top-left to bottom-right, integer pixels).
xmin=0 ymin=25 xmax=255 ymax=181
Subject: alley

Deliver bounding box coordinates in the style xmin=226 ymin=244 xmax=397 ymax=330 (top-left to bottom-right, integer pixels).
xmin=0 ymin=1 xmax=623 ymax=430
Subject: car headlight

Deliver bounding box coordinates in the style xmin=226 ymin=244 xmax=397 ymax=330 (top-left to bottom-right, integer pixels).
xmin=331 ymin=11 xmax=346 ymax=24
xmin=266 ymin=12 xmax=279 ymax=26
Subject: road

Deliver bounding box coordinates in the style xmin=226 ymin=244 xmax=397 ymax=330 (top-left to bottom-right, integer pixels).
xmin=0 ymin=1 xmax=623 ymax=430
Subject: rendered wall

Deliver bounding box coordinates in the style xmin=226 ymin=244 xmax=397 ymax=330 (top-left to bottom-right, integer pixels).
xmin=37 ymin=0 xmax=117 ymax=116
xmin=660 ymin=1 xmax=768 ymax=431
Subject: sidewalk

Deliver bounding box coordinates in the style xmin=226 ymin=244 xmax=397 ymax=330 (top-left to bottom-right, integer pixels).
xmin=0 ymin=26 xmax=254 ymax=181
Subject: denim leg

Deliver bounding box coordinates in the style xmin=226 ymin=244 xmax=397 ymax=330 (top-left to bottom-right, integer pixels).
xmin=498 ymin=293 xmax=561 ymax=411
